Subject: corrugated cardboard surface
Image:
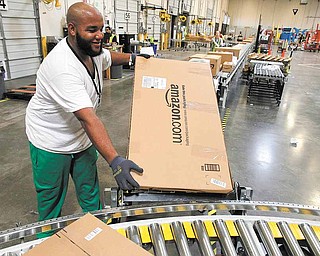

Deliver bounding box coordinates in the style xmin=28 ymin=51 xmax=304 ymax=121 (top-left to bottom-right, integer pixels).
xmin=129 ymin=57 xmax=233 ymax=193
xmin=207 ymin=51 xmax=233 ymax=64
xmin=24 ymin=214 xmax=152 ymax=256
xmin=222 ymin=62 xmax=234 ymax=72
xmin=189 ymin=54 xmax=222 ymax=76
xmin=215 ymin=47 xmax=241 ymax=58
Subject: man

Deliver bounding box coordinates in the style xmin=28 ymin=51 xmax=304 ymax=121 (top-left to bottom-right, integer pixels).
xmin=110 ymin=29 xmax=118 ymax=44
xmin=25 ymin=2 xmax=144 ymax=237
xmin=103 ymin=26 xmax=112 ymax=45
xmin=211 ymin=31 xmax=224 ymax=50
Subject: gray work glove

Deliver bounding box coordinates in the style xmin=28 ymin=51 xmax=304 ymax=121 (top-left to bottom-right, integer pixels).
xmin=110 ymin=156 xmax=143 ymax=190
xmin=131 ymin=53 xmax=151 ymax=66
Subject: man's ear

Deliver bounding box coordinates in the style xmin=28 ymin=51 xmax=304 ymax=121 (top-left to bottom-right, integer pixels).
xmin=68 ymin=22 xmax=76 ymax=36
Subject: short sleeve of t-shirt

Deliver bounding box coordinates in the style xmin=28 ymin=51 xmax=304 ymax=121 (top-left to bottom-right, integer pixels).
xmin=102 ymin=49 xmax=112 ymax=71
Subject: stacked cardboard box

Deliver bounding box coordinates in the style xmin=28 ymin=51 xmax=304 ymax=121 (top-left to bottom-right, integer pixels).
xmin=215 ymin=47 xmax=241 ymax=58
xmin=188 ymin=54 xmax=222 ymax=76
xmin=128 ymin=57 xmax=233 ymax=193
xmin=207 ymin=51 xmax=233 ymax=64
xmin=222 ymin=62 xmax=234 ymax=72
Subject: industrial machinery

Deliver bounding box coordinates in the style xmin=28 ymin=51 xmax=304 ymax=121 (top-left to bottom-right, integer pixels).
xmin=218 ymin=42 xmax=254 ymax=108
xmin=279 ymin=28 xmax=294 ymax=43
xmin=304 ymin=26 xmax=320 ymax=52
xmin=104 ymin=182 xmax=252 ymax=209
xmin=259 ymin=29 xmax=273 ymax=54
xmin=247 ymin=62 xmax=285 ymax=106
xmin=1 ymin=201 xmax=320 ymax=255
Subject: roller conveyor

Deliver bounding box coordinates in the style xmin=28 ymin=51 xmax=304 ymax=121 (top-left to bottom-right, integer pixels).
xmin=104 ymin=182 xmax=253 ymax=208
xmin=253 ymin=63 xmax=284 ymax=80
xmin=248 ymin=62 xmax=286 ymax=106
xmin=1 ymin=201 xmax=320 ymax=256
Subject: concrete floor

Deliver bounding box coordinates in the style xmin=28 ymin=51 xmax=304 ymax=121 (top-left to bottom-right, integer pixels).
xmin=0 ymin=48 xmax=319 ymax=232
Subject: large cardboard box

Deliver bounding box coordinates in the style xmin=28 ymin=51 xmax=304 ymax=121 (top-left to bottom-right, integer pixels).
xmin=129 ymin=57 xmax=233 ymax=193
xmin=204 ymin=55 xmax=222 ymax=76
xmin=189 ymin=54 xmax=221 ymax=76
xmin=24 ymin=214 xmax=152 ymax=256
xmin=207 ymin=51 xmax=233 ymax=64
xmin=222 ymin=62 xmax=234 ymax=73
xmin=215 ymin=47 xmax=241 ymax=58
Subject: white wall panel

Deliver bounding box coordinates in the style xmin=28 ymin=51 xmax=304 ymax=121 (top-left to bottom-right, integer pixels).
xmin=0 ymin=0 xmax=41 ymax=80
xmin=39 ymin=0 xmax=102 ymax=37
xmin=115 ymin=0 xmax=139 ymax=34
xmin=146 ymin=8 xmax=161 ymax=41
xmin=168 ymin=0 xmax=179 ymax=15
xmin=9 ymin=57 xmax=40 ymax=79
xmin=0 ymin=40 xmax=5 ymax=60
xmin=190 ymin=0 xmax=198 ymax=15
xmin=39 ymin=1 xmax=66 ymax=37
xmin=198 ymin=0 xmax=207 ymax=18
xmin=228 ymin=0 xmax=320 ymax=30
xmin=181 ymin=0 xmax=191 ymax=13
xmin=2 ymin=18 xmax=37 ymax=38
xmin=145 ymin=0 xmax=163 ymax=6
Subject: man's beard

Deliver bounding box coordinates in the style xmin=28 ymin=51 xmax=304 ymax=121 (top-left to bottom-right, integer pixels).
xmin=76 ymin=32 xmax=102 ymax=57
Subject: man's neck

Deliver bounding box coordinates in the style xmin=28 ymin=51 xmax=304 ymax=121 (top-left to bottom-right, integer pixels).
xmin=67 ymin=37 xmax=90 ymax=63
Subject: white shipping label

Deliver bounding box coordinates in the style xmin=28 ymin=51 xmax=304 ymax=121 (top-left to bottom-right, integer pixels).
xmin=210 ymin=178 xmax=227 ymax=188
xmin=142 ymin=76 xmax=166 ymax=89
xmin=85 ymin=227 xmax=102 ymax=241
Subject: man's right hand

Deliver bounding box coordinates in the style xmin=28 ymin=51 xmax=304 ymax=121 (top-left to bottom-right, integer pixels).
xmin=131 ymin=53 xmax=151 ymax=66
xmin=110 ymin=156 xmax=143 ymax=190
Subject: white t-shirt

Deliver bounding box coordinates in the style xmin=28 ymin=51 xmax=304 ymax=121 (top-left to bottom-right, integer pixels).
xmin=26 ymin=38 xmax=112 ymax=153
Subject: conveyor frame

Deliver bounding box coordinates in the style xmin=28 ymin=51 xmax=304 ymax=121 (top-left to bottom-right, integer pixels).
xmin=103 ymin=182 xmax=253 ymax=209
xmin=247 ymin=62 xmax=286 ymax=106
xmin=217 ymin=42 xmax=254 ymax=108
xmin=1 ymin=201 xmax=320 ymax=255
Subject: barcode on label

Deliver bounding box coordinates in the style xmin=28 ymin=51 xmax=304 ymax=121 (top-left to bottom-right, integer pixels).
xmin=142 ymin=76 xmax=166 ymax=89
xmin=210 ymin=178 xmax=226 ymax=188
xmin=85 ymin=227 xmax=102 ymax=241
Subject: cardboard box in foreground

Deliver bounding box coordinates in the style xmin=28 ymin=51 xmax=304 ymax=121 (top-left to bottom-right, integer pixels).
xmin=24 ymin=213 xmax=152 ymax=256
xmin=129 ymin=57 xmax=233 ymax=193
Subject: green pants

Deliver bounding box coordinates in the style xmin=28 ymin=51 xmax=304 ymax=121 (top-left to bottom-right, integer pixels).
xmin=29 ymin=143 xmax=102 ymax=237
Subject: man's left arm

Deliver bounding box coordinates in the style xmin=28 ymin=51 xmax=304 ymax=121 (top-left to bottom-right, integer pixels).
xmin=109 ymin=52 xmax=151 ymax=66
xmin=110 ymin=52 xmax=131 ymax=66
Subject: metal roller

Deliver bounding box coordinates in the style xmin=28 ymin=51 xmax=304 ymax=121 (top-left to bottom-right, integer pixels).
xmin=234 ymin=219 xmax=261 ymax=256
xmin=192 ymin=220 xmax=215 ymax=256
xmin=126 ymin=225 xmax=142 ymax=247
xmin=171 ymin=221 xmax=192 ymax=256
xmin=254 ymin=220 xmax=282 ymax=256
xmin=2 ymin=201 xmax=320 ymax=256
xmin=149 ymin=223 xmax=169 ymax=256
xmin=299 ymin=223 xmax=320 ymax=255
xmin=299 ymin=223 xmax=320 ymax=256
xmin=214 ymin=219 xmax=237 ymax=256
xmin=277 ymin=221 xmax=304 ymax=256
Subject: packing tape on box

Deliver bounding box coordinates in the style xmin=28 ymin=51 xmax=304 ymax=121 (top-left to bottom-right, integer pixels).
xmin=191 ymin=144 xmax=227 ymax=160
xmin=187 ymin=64 xmax=212 ymax=75
xmin=185 ymin=101 xmax=216 ymax=113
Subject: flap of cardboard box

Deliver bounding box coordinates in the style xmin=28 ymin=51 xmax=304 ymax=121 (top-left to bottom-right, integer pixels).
xmin=24 ymin=214 xmax=152 ymax=256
